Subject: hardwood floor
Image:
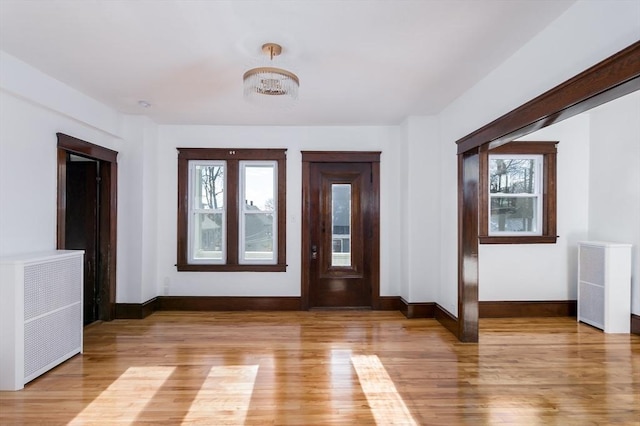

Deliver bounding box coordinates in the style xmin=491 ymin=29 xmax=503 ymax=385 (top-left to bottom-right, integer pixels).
xmin=1 ymin=311 xmax=638 ymax=425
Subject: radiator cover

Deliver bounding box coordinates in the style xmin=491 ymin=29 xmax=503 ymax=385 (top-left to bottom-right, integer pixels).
xmin=0 ymin=250 xmax=84 ymax=390
xmin=577 ymin=241 xmax=631 ymax=333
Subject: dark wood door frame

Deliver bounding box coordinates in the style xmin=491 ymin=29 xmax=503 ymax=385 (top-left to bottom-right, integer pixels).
xmin=454 ymin=42 xmax=640 ymax=342
xmin=301 ymin=151 xmax=381 ymax=310
xmin=57 ymin=133 xmax=118 ymax=322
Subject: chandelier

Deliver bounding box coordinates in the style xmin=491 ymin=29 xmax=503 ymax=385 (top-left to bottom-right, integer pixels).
xmin=243 ymin=43 xmax=299 ymax=105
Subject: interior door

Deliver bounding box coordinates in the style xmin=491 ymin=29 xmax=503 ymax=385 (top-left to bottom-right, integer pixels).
xmin=65 ymin=158 xmax=100 ymax=325
xmin=308 ymin=162 xmax=374 ymax=308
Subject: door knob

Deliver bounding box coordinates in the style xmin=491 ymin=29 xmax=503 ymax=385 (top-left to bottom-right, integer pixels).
xmin=311 ymin=245 xmax=318 ymax=260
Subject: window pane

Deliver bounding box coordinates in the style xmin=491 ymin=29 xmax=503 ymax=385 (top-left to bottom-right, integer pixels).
xmin=490 ymin=197 xmax=538 ymax=233
xmin=243 ymin=213 xmax=274 ymax=261
xmin=195 ymin=164 xmax=224 ymax=209
xmin=332 ymin=184 xmax=351 ymax=266
xmin=193 ymin=213 xmax=224 ymax=260
xmin=489 ymin=158 xmax=536 ymax=194
xmin=244 ymin=164 xmax=274 ymax=211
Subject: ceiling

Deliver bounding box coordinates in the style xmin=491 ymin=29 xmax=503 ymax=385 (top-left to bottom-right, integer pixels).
xmin=0 ymin=0 xmax=576 ymax=126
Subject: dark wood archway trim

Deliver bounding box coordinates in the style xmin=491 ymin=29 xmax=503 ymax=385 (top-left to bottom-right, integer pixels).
xmin=453 ymin=41 xmax=640 ymax=342
xmin=301 ymin=151 xmax=381 ymax=310
xmin=457 ymin=41 xmax=640 ymax=155
xmin=57 ymin=133 xmax=118 ymax=321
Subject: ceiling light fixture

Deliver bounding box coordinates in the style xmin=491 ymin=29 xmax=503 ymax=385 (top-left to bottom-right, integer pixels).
xmin=243 ymin=43 xmax=299 ymax=106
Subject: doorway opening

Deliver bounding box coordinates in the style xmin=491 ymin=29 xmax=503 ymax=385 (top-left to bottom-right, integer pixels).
xmin=56 ymin=133 xmax=118 ymax=324
xmin=301 ymin=151 xmax=381 ymax=310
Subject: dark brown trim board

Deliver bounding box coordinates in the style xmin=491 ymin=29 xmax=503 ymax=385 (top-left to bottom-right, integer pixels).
xmin=435 ymin=304 xmax=458 ymax=338
xmin=378 ymin=296 xmax=401 ymax=311
xmin=632 ymin=314 xmax=640 ymax=336
xmin=57 ymin=133 xmax=118 ymax=321
xmin=456 ymin=42 xmax=640 ymax=154
xmin=156 ymin=296 xmax=301 ymax=311
xmin=458 ymin=150 xmax=479 ymax=342
xmin=454 ymin=42 xmax=640 ymax=343
xmin=479 ymin=301 xmax=576 ymax=318
xmin=399 ymin=299 xmax=435 ymax=319
xmin=115 ymin=298 xmax=158 ymax=319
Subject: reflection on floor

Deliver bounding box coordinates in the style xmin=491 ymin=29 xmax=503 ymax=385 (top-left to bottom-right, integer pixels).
xmin=1 ymin=311 xmax=638 ymax=425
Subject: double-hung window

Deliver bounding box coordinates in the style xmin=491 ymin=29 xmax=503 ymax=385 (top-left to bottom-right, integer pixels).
xmin=177 ymin=148 xmax=286 ymax=271
xmin=479 ymin=141 xmax=557 ymax=244
xmin=488 ymin=154 xmax=542 ymax=236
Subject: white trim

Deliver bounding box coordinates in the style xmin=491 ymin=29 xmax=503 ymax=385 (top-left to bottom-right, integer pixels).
xmin=488 ymin=154 xmax=543 ymax=236
xmin=239 ymin=161 xmax=278 ymax=265
xmin=188 ymin=160 xmax=226 ymax=264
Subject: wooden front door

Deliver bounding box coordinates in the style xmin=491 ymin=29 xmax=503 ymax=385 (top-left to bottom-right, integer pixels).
xmin=302 ymin=152 xmax=380 ymax=309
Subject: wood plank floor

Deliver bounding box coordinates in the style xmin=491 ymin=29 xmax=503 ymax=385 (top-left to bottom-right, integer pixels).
xmin=1 ymin=311 xmax=638 ymax=425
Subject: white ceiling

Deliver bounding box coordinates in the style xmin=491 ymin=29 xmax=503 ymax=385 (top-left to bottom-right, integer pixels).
xmin=0 ymin=0 xmax=576 ymax=126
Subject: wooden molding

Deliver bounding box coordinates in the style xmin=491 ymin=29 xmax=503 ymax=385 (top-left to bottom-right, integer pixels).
xmin=57 ymin=133 xmax=118 ymax=322
xmin=378 ymin=296 xmax=401 ymax=311
xmin=455 ymin=41 xmax=639 ymax=344
xmin=434 ymin=304 xmax=459 ymax=338
xmin=479 ymin=300 xmax=577 ymax=318
xmin=120 ymin=298 xmax=609 ymax=320
xmin=399 ymin=298 xmax=435 ymax=318
xmin=115 ymin=298 xmax=158 ymax=319
xmin=632 ymin=314 xmax=640 ymax=336
xmin=455 ymin=41 xmax=640 ymax=154
xmin=176 ymin=148 xmax=287 ymax=272
xmin=157 ymin=296 xmax=301 ymax=311
xmin=301 ymin=151 xmax=381 ymax=163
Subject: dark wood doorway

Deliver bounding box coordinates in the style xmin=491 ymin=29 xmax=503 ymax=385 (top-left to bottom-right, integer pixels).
xmin=301 ymin=152 xmax=380 ymax=309
xmin=65 ymin=157 xmax=100 ymax=325
xmin=57 ymin=133 xmax=118 ymax=323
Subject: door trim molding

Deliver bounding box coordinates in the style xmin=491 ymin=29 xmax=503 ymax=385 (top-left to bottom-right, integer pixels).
xmin=57 ymin=133 xmax=118 ymax=321
xmin=301 ymin=151 xmax=381 ymax=310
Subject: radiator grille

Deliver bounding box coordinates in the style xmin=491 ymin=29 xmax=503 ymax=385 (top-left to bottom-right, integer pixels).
xmin=24 ymin=257 xmax=82 ymax=321
xmin=24 ymin=305 xmax=82 ymax=379
xmin=578 ymin=281 xmax=604 ymax=328
xmin=578 ymin=245 xmax=605 ymax=286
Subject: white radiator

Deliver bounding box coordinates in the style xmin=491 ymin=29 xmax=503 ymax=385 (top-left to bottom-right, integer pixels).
xmin=0 ymin=250 xmax=84 ymax=390
xmin=577 ymin=241 xmax=631 ymax=333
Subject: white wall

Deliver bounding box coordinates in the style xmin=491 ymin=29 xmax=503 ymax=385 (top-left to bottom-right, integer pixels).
xmin=587 ymin=91 xmax=640 ymax=315
xmin=155 ymin=125 xmax=403 ymax=298
xmin=117 ymin=115 xmax=160 ymax=303
xmin=479 ymin=114 xmax=590 ymax=301
xmin=401 ymin=116 xmax=440 ymax=303
xmin=0 ymin=52 xmax=154 ymax=304
xmin=2 ymin=0 xmax=638 ymax=313
xmin=437 ymin=0 xmax=640 ymax=316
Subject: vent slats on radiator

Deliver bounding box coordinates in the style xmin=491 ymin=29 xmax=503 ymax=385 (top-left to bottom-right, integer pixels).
xmin=24 ymin=257 xmax=82 ymax=321
xmin=24 ymin=306 xmax=82 ymax=379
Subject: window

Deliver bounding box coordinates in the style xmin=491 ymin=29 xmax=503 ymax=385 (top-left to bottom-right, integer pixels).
xmin=177 ymin=148 xmax=286 ymax=271
xmin=479 ymin=141 xmax=557 ymax=244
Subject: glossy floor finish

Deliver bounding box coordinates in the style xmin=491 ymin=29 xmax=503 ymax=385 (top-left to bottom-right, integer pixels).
xmin=1 ymin=312 xmax=638 ymax=425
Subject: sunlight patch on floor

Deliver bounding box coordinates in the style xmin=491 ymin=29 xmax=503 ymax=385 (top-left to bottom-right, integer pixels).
xmin=351 ymin=355 xmax=417 ymax=426
xmin=181 ymin=365 xmax=259 ymax=425
xmin=68 ymin=366 xmax=176 ymax=425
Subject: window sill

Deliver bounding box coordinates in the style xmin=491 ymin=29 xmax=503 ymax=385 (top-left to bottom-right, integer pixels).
xmin=177 ymin=263 xmax=287 ymax=272
xmin=479 ymin=235 xmax=558 ymax=245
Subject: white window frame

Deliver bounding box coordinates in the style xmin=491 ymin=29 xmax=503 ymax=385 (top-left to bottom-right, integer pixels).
xmin=488 ymin=154 xmax=543 ymax=237
xmin=188 ymin=160 xmax=227 ymax=264
xmin=239 ymin=160 xmax=278 ymax=265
